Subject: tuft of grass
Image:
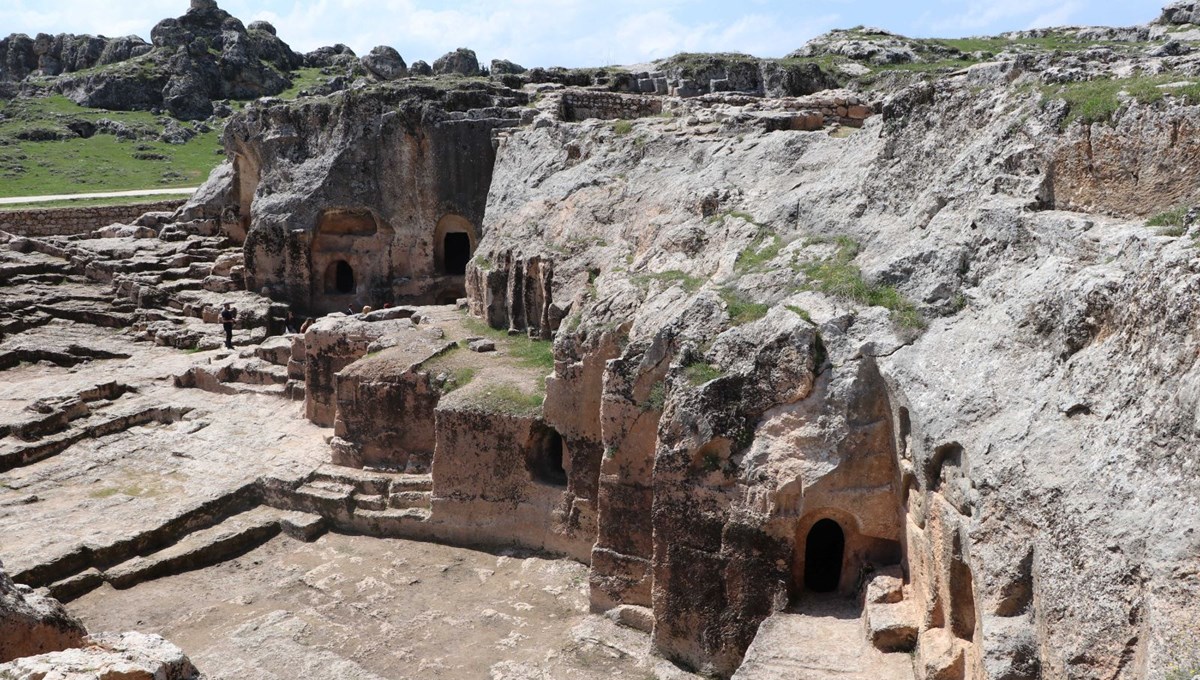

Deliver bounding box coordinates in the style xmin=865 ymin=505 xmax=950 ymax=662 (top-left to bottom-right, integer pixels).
xmin=1147 ymin=205 xmax=1191 ymax=236
xmin=440 ymin=366 xmax=478 ymax=393
xmin=684 ymin=361 xmax=723 ymax=386
xmin=719 ymin=288 xmax=770 ymax=326
xmin=785 ymin=304 xmax=815 ymax=325
xmin=470 ymin=383 xmax=545 ymax=414
xmin=645 ymin=381 xmax=667 ymax=410
xmin=278 ymin=67 xmax=330 ymax=100
xmin=613 ymin=119 xmax=634 ymax=135
xmin=798 ymin=236 xmax=925 ymax=329
xmin=735 ymin=233 xmax=784 ymax=273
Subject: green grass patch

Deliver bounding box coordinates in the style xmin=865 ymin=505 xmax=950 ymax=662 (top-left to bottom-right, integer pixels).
xmin=0 ymin=95 xmax=224 ymax=198
xmin=735 ymin=233 xmax=784 ymax=273
xmin=469 ymin=383 xmax=545 ymax=414
xmin=632 ymin=269 xmax=705 ymax=293
xmin=462 ymin=317 xmax=554 ymax=372
xmin=798 ymin=236 xmax=925 ymax=329
xmin=612 ymin=119 xmax=634 ymax=135
xmin=278 ymin=67 xmax=329 ymax=99
xmin=719 ymin=288 xmax=770 ymax=325
xmin=1147 ymin=205 xmax=1191 ymax=236
xmin=684 ymin=360 xmax=723 ymax=386
xmin=442 ymin=366 xmax=477 ymax=392
xmin=1042 ymin=75 xmax=1200 ymax=127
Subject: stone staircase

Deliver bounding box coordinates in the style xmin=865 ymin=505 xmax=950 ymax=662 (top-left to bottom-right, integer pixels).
xmin=22 ymin=492 xmax=326 ymax=603
xmin=266 ymin=463 xmax=435 ymax=538
xmin=731 ymin=595 xmax=915 ymax=680
xmin=172 ymin=333 xmax=302 ymax=398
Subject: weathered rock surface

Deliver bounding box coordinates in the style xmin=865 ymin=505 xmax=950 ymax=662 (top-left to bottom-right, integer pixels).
xmin=0 ymin=631 xmax=199 ymax=680
xmin=0 ymin=559 xmax=87 ymax=663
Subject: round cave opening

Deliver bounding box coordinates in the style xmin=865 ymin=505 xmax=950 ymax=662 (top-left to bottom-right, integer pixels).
xmin=804 ymin=518 xmax=845 ymax=593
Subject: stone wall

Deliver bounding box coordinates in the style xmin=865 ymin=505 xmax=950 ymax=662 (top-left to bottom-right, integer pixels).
xmin=560 ymin=90 xmax=664 ymax=121
xmin=0 ymin=200 xmax=186 ymax=238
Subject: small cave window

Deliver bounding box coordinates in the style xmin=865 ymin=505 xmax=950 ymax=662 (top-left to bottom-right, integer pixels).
xmin=530 ymin=428 xmax=568 ymax=487
xmin=325 ymin=260 xmax=356 ymax=294
xmin=804 ymin=518 xmax=845 ymax=593
xmin=443 ymin=232 xmax=472 ymax=275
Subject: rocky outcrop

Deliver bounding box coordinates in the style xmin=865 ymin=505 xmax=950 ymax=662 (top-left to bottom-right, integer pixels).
xmin=1160 ymin=1 xmax=1200 ymax=24
xmin=225 ymin=81 xmax=528 ymax=313
xmin=433 ymin=47 xmax=481 ymax=76
xmin=0 ymin=32 xmax=151 ymax=82
xmin=6 ymin=0 xmax=301 ymax=119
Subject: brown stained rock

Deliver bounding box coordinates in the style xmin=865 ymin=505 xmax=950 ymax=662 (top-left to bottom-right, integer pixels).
xmin=0 ymin=560 xmax=87 ymax=663
xmin=331 ymin=331 xmax=452 ymax=469
xmin=302 ymin=315 xmax=414 ymax=426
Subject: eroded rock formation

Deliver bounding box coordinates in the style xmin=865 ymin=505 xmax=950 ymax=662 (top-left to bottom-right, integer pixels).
xmin=2 ymin=4 xmax=1200 ymax=680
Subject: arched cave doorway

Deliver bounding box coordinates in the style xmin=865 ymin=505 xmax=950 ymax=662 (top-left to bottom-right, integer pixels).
xmin=805 ymin=519 xmax=845 ymax=593
xmin=433 ymin=214 xmax=477 ymax=276
xmin=325 ymin=260 xmax=356 ymax=295
xmin=443 ymin=232 xmax=471 ymax=275
xmin=530 ymin=427 xmax=568 ymax=487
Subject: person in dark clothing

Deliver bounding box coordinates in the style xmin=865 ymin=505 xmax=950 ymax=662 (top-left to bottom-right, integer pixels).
xmin=220 ymin=302 xmax=237 ymax=349
xmin=285 ymin=310 xmax=300 ymax=334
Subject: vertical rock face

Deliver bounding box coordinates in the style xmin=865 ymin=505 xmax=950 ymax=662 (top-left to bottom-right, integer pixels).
xmin=0 ymin=559 xmax=87 ymax=663
xmin=458 ymin=62 xmax=1200 ymax=677
xmin=227 ymin=83 xmax=528 ymax=314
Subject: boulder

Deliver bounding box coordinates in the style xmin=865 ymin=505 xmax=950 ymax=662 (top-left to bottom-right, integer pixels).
xmin=1161 ymin=1 xmax=1200 ymax=24
xmin=433 ymin=47 xmax=480 ymax=76
xmin=361 ymin=45 xmax=407 ymax=80
xmin=304 ymin=44 xmax=356 ymax=67
xmin=490 ymin=58 xmax=526 ymax=75
xmin=410 ymin=59 xmax=433 ymax=76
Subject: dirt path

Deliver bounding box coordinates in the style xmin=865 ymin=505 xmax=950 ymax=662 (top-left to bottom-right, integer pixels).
xmin=0 ymin=187 xmax=198 ymax=205
xmin=70 ymin=532 xmax=674 ymax=680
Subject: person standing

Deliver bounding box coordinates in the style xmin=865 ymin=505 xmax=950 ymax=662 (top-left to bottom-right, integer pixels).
xmin=220 ymin=302 xmax=238 ymax=349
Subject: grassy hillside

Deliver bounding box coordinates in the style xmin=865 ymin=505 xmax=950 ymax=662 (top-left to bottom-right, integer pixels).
xmin=0 ymin=95 xmax=224 ymax=199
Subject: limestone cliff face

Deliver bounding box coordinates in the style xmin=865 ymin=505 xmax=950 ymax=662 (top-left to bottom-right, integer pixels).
xmin=225 ymin=82 xmax=528 ymax=314
xmin=468 ymin=74 xmax=1200 ymax=678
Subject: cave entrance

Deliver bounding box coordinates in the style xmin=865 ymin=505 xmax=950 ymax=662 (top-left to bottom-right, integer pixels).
xmin=325 ymin=260 xmax=356 ymax=295
xmin=804 ymin=519 xmax=845 ymax=593
xmin=443 ymin=232 xmax=471 ymax=275
xmin=530 ymin=428 xmax=568 ymax=487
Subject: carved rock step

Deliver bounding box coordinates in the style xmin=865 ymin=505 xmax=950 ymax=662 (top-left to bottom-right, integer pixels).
xmin=731 ymin=597 xmax=915 ymax=680
xmin=0 ymin=405 xmax=191 ymax=473
xmin=50 ymin=507 xmax=326 ymax=599
xmin=310 ymin=463 xmax=433 ymax=495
